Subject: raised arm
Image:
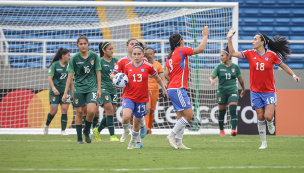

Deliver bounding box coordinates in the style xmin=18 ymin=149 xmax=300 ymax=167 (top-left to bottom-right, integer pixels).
xmin=227 ymin=28 xmax=244 ymax=59
xmin=193 ymin=26 xmax=209 ymax=55
xmin=238 ymin=77 xmax=245 ymax=98
xmin=279 ymin=63 xmax=301 ymax=83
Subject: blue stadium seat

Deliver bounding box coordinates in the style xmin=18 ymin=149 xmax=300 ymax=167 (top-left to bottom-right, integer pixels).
xmin=10 ymin=55 xmax=25 ymax=62
xmin=277 ymin=9 xmax=291 ymax=16
xmin=290 ymin=45 xmax=304 ymax=53
xmin=288 ymin=57 xmax=304 ymax=63
xmin=9 ymin=44 xmax=23 ymax=49
xmin=239 ymin=63 xmax=249 ymax=69
xmin=46 ymin=56 xmax=54 ymax=62
xmin=245 ymin=1 xmax=259 ymax=5
xmin=288 ymin=63 xmax=304 ymax=69
xmin=293 ymin=9 xmax=304 ymax=15
xmin=260 ymin=9 xmax=275 ymax=15
xmin=10 ymin=62 xmax=27 ymax=68
xmin=259 ymin=18 xmax=274 ymax=24
xmin=87 ymin=35 xmax=103 ymax=40
xmin=259 ymin=26 xmax=274 ymax=33
xmin=290 ymin=36 xmax=304 ymax=40
xmin=39 ymin=35 xmax=55 ymax=39
xmin=21 ymin=35 xmax=38 ymax=39
xmin=240 ymin=44 xmax=252 ymax=50
xmin=244 ymin=9 xmax=259 ymax=16
xmin=242 ymin=27 xmax=258 ymax=33
xmin=291 ymin=18 xmax=304 ymax=24
xmin=261 ymin=1 xmax=275 ymax=5
xmin=144 ymin=35 xmax=160 ymax=39
xmin=274 ymin=27 xmax=289 ymax=32
xmin=27 ymin=62 xmax=43 ymax=68
xmin=278 ymin=1 xmax=291 ymax=5
xmin=275 ymin=18 xmax=290 ymax=24
xmin=46 ymin=62 xmax=51 ymax=68
xmin=294 ymin=1 xmax=304 ymax=5
xmin=26 ymin=55 xmax=42 ymax=62
xmin=190 ymin=63 xmax=205 ymax=69
xmin=6 ymin=35 xmax=21 ymax=39
xmin=291 ymin=27 xmax=304 ymax=32
xmin=240 ymin=36 xmax=253 ymax=40
xmin=55 ymin=35 xmax=70 ymax=39
xmin=47 ymin=44 xmax=57 ymax=50
xmin=205 ymin=63 xmax=219 ymax=69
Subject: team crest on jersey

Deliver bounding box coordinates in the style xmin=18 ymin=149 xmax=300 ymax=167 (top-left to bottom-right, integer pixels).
xmin=231 ymin=68 xmax=235 ymax=73
xmin=105 ymin=95 xmax=109 ymax=100
xmin=49 ymin=69 xmax=51 ymax=73
xmin=91 ymin=60 xmax=94 ymax=65
xmin=141 ymin=68 xmax=145 ymax=72
xmin=114 ymin=65 xmax=118 ymax=69
xmin=265 ymin=57 xmax=269 ymax=61
xmin=52 ymin=97 xmax=55 ymax=101
xmin=154 ymin=67 xmax=157 ymax=71
xmin=218 ymin=97 xmax=221 ymax=101
xmin=75 ymin=99 xmax=79 ymax=104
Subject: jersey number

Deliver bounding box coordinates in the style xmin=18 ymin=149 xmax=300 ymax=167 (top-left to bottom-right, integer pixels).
xmin=168 ymin=59 xmax=173 ymax=73
xmin=84 ymin=66 xmax=90 ymax=73
xmin=225 ymin=73 xmax=231 ymax=80
xmin=133 ymin=74 xmax=142 ymax=82
xmin=138 ymin=104 xmax=146 ymax=113
xmin=267 ymin=97 xmax=275 ymax=104
xmin=256 ymin=62 xmax=265 ymax=71
xmin=60 ymin=73 xmax=67 ymax=79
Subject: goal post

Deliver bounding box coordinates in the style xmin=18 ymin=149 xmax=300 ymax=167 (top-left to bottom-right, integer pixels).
xmin=0 ymin=1 xmax=239 ymax=135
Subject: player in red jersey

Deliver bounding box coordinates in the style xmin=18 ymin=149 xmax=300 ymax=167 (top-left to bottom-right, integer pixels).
xmin=122 ymin=43 xmax=167 ymax=149
xmin=164 ymin=26 xmax=209 ymax=149
xmin=227 ymin=28 xmax=301 ymax=149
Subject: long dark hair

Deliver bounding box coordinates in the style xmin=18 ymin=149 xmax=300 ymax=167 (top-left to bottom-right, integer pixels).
xmin=99 ymin=42 xmax=111 ymax=57
xmin=259 ymin=33 xmax=290 ymax=62
xmin=77 ymin=34 xmax=89 ymax=45
xmin=167 ymin=33 xmax=183 ymax=59
xmin=222 ymin=46 xmax=230 ymax=56
xmin=132 ymin=42 xmax=145 ymax=53
xmin=49 ymin=47 xmax=70 ymax=67
xmin=127 ymin=38 xmax=138 ymax=46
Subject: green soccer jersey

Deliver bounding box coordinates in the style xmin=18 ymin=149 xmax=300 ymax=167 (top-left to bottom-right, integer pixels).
xmin=211 ymin=63 xmax=242 ymax=93
xmin=67 ymin=50 xmax=102 ymax=94
xmin=100 ymin=57 xmax=118 ymax=95
xmin=48 ymin=61 xmax=69 ymax=94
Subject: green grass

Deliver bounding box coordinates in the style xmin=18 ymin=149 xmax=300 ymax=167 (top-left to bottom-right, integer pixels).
xmin=0 ymin=134 xmax=304 ymax=173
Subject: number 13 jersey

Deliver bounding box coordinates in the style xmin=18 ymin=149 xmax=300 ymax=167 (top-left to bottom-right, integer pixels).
xmin=241 ymin=49 xmax=282 ymax=93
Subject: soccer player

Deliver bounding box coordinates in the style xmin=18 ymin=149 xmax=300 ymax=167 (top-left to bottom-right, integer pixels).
xmin=111 ymin=39 xmax=147 ymax=143
xmin=44 ymin=48 xmax=72 ymax=136
xmin=92 ymin=42 xmax=119 ymax=142
xmin=209 ymin=46 xmax=245 ymax=136
xmin=165 ymin=26 xmax=209 ymax=149
xmin=145 ymin=47 xmax=166 ymax=134
xmin=62 ymin=35 xmax=101 ymax=144
xmin=123 ymin=43 xmax=168 ymax=149
xmin=227 ymin=28 xmax=301 ymax=149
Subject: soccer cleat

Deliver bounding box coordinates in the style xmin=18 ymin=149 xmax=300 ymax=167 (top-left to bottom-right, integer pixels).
xmin=120 ymin=130 xmax=130 ymax=143
xmin=77 ymin=139 xmax=84 ymax=144
xmin=259 ymin=142 xmax=267 ymax=149
xmin=146 ymin=128 xmax=151 ymax=134
xmin=110 ymin=135 xmax=119 ymax=142
xmin=43 ymin=125 xmax=49 ymax=135
xmin=61 ymin=130 xmax=69 ymax=136
xmin=134 ymin=142 xmax=143 ymax=148
xmin=148 ymin=130 xmax=152 ymax=135
xmin=166 ymin=135 xmax=178 ymax=149
xmin=267 ymin=121 xmax=275 ymax=134
xmin=127 ymin=140 xmax=135 ymax=149
xmin=231 ymin=129 xmax=237 ymax=136
xmin=220 ymin=130 xmax=225 ymax=136
xmin=177 ymin=144 xmax=191 ymax=150
xmin=83 ymin=130 xmax=91 ymax=143
xmin=140 ymin=122 xmax=147 ymax=138
xmin=92 ymin=128 xmax=101 ymax=141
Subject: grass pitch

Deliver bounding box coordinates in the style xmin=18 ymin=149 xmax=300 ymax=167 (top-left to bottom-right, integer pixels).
xmin=0 ymin=134 xmax=303 ymax=173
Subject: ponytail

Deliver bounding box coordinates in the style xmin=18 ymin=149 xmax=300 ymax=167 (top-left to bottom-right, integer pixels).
xmin=259 ymin=33 xmax=290 ymax=62
xmin=167 ymin=33 xmax=183 ymax=59
xmin=49 ymin=47 xmax=70 ymax=67
xmin=99 ymin=42 xmax=111 ymax=57
xmin=132 ymin=42 xmax=145 ymax=53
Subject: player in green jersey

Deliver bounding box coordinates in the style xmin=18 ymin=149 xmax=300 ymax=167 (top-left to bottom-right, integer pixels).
xmin=62 ymin=35 xmax=102 ymax=144
xmin=92 ymin=42 xmax=120 ymax=142
xmin=44 ymin=48 xmax=72 ymax=136
xmin=209 ymin=46 xmax=245 ymax=136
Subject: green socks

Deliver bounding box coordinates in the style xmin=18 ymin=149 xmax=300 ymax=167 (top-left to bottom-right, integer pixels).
xmin=61 ymin=114 xmax=67 ymax=131
xmin=106 ymin=116 xmax=115 ymax=136
xmin=218 ymin=109 xmax=226 ymax=130
xmin=76 ymin=125 xmax=82 ymax=140
xmin=92 ymin=117 xmax=99 ymax=128
xmin=229 ymin=105 xmax=238 ymax=130
xmin=83 ymin=115 xmax=86 ymax=126
xmin=98 ymin=116 xmax=107 ymax=132
xmin=84 ymin=119 xmax=92 ymax=133
xmin=46 ymin=113 xmax=55 ymax=126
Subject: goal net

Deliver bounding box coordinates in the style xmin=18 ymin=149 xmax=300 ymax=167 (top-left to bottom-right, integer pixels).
xmin=0 ymin=1 xmax=238 ymax=134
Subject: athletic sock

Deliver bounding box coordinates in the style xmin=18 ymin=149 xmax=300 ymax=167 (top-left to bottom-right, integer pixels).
xmin=131 ymin=130 xmax=139 ymax=142
xmin=229 ymin=105 xmax=238 ymax=130
xmin=129 ymin=124 xmax=133 ymax=131
xmin=45 ymin=113 xmax=55 ymax=126
xmin=258 ymin=120 xmax=267 ymax=143
xmin=149 ymin=113 xmax=154 ymax=130
xmin=106 ymin=116 xmax=115 ymax=136
xmin=135 ymin=134 xmax=142 ymax=143
xmin=145 ymin=113 xmax=150 ymax=129
xmin=98 ymin=116 xmax=107 ymax=132
xmin=140 ymin=117 xmax=145 ymax=127
xmin=84 ymin=119 xmax=92 ymax=133
xmin=76 ymin=125 xmax=82 ymax=140
xmin=61 ymin=114 xmax=67 ymax=131
xmin=175 ymin=127 xmax=185 ymax=146
xmin=170 ymin=117 xmax=188 ymax=138
xmin=83 ymin=115 xmax=86 ymax=125
xmin=122 ymin=124 xmax=129 ymax=133
xmin=92 ymin=117 xmax=99 ymax=128
xmin=218 ymin=109 xmax=226 ymax=130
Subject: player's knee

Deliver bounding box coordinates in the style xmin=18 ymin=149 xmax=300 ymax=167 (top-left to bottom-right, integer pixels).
xmin=104 ymin=106 xmax=114 ymax=115
xmin=50 ymin=108 xmax=58 ymax=115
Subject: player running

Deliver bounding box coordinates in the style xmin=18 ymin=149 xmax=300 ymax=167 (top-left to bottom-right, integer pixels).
xmin=209 ymin=46 xmax=245 ymax=136
xmin=124 ymin=43 xmax=168 ymax=149
xmin=165 ymin=26 xmax=209 ymax=149
xmin=62 ymin=35 xmax=101 ymax=144
xmin=111 ymin=39 xmax=147 ymax=144
xmin=92 ymin=42 xmax=119 ymax=142
xmin=44 ymin=48 xmax=72 ymax=136
xmin=227 ymin=28 xmax=301 ymax=149
xmin=145 ymin=47 xmax=166 ymax=134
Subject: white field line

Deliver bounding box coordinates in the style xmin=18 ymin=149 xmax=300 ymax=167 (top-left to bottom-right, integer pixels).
xmin=206 ymin=166 xmax=304 ymax=169
xmin=2 ymin=167 xmax=201 ymax=171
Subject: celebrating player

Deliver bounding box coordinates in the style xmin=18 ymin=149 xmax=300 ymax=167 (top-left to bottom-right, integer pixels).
xmin=92 ymin=42 xmax=120 ymax=142
xmin=209 ymin=46 xmax=245 ymax=136
xmin=123 ymin=43 xmax=168 ymax=149
xmin=44 ymin=48 xmax=72 ymax=136
xmin=62 ymin=35 xmax=101 ymax=144
xmin=111 ymin=39 xmax=148 ymax=144
xmin=145 ymin=47 xmax=166 ymax=134
xmin=227 ymin=28 xmax=301 ymax=149
xmin=165 ymin=26 xmax=209 ymax=149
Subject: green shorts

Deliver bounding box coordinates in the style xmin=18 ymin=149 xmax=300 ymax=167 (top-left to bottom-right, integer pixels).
xmin=98 ymin=93 xmax=118 ymax=106
xmin=73 ymin=92 xmax=97 ymax=107
xmin=216 ymin=90 xmax=239 ymax=105
xmin=49 ymin=91 xmax=71 ymax=105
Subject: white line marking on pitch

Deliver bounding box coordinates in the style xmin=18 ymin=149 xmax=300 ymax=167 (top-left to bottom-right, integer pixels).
xmin=206 ymin=166 xmax=304 ymax=169
xmin=2 ymin=167 xmax=201 ymax=171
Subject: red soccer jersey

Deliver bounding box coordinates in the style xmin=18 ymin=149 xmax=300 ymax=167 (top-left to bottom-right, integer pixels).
xmin=241 ymin=49 xmax=282 ymax=93
xmin=113 ymin=55 xmax=148 ymax=74
xmin=165 ymin=47 xmax=193 ymax=90
xmin=124 ymin=61 xmax=157 ymax=103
